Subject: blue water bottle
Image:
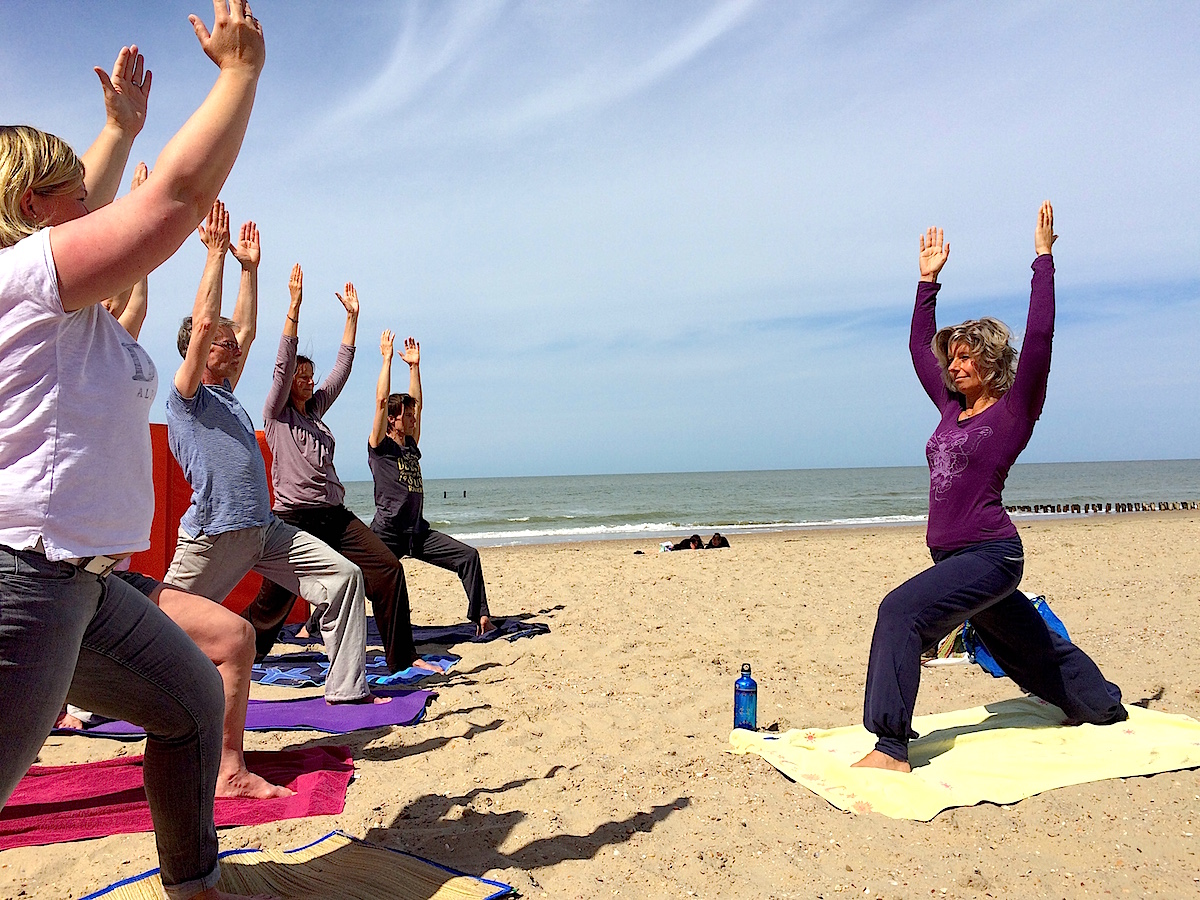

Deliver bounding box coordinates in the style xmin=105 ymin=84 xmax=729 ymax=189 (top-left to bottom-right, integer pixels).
xmin=734 ymin=663 xmax=757 ymax=730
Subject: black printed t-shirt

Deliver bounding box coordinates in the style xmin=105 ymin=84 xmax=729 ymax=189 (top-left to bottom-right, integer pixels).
xmin=368 ymin=435 xmax=430 ymax=542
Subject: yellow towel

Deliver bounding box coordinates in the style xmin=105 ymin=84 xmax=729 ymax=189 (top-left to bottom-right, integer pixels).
xmin=89 ymin=831 xmax=509 ymax=900
xmin=729 ymin=698 xmax=1200 ymax=821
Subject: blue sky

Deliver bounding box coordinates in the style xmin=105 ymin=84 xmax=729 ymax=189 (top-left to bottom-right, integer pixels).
xmin=5 ymin=2 xmax=1198 ymax=478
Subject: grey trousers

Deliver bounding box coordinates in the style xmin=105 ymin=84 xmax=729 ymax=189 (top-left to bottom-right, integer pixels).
xmin=165 ymin=517 xmax=370 ymax=702
xmin=0 ymin=544 xmax=224 ymax=899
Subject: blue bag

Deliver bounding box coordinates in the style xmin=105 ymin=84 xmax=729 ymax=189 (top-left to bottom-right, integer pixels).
xmin=962 ymin=594 xmax=1070 ymax=678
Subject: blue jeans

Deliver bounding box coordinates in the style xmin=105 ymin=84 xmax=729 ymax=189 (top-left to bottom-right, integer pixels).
xmin=0 ymin=545 xmax=224 ymax=899
xmin=863 ymin=537 xmax=1126 ymax=762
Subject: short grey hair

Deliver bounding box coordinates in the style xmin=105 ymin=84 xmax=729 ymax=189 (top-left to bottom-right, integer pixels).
xmin=177 ymin=316 xmax=237 ymax=358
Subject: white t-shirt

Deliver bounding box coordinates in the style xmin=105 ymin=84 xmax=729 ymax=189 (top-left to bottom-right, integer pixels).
xmin=0 ymin=229 xmax=158 ymax=559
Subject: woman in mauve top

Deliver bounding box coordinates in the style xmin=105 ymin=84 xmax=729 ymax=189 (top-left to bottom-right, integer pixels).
xmin=244 ymin=265 xmax=434 ymax=674
xmin=853 ymin=202 xmax=1127 ymax=772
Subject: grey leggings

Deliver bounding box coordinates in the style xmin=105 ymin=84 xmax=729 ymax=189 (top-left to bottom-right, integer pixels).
xmin=0 ymin=545 xmax=224 ymax=899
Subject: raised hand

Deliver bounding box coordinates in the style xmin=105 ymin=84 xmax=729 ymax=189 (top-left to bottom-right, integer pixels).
xmin=400 ymin=336 xmax=420 ymax=367
xmin=335 ymin=282 xmax=359 ymax=318
xmin=230 ymin=220 xmax=260 ymax=269
xmin=918 ymin=226 xmax=950 ymax=282
xmin=93 ymin=45 xmax=151 ymax=138
xmin=197 ymin=200 xmax=230 ymax=255
xmin=190 ymin=0 xmax=266 ymax=74
xmin=1035 ymin=201 xmax=1057 ymax=256
xmin=130 ymin=160 xmax=149 ymax=190
xmin=288 ymin=263 xmax=303 ymax=306
xmin=380 ymin=329 xmax=395 ymax=359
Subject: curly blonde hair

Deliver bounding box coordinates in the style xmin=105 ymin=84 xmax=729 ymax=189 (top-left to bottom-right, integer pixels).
xmin=932 ymin=317 xmax=1017 ymax=397
xmin=0 ymin=125 xmax=85 ymax=249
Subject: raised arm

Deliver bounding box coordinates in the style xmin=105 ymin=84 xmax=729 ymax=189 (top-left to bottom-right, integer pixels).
xmin=1006 ymin=201 xmax=1057 ymax=421
xmin=50 ymin=0 xmax=265 ymax=311
xmin=174 ymin=201 xmax=229 ymax=398
xmin=369 ymin=330 xmax=395 ymax=448
xmin=80 ymin=45 xmax=151 ymax=210
xmin=309 ymin=282 xmax=359 ymax=417
xmin=226 ymin=218 xmax=259 ymax=388
xmin=401 ymin=336 xmax=423 ymax=445
xmin=101 ymin=162 xmax=150 ymax=338
xmin=910 ymin=226 xmax=953 ymax=409
xmin=263 ymin=263 xmax=302 ymax=420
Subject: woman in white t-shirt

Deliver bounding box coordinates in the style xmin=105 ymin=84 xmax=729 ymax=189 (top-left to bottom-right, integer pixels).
xmin=0 ymin=7 xmax=273 ymax=900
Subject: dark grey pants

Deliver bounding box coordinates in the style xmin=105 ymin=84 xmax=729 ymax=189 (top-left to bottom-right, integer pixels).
xmin=0 ymin=545 xmax=224 ymax=898
xmin=380 ymin=529 xmax=490 ymax=623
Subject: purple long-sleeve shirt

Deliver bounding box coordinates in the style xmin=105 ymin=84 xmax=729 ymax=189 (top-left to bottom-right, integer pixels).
xmin=262 ymin=333 xmax=355 ymax=511
xmin=911 ymin=254 xmax=1055 ymax=550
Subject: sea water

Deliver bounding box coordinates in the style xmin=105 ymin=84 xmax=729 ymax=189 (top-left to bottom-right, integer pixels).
xmin=340 ymin=459 xmax=1200 ymax=547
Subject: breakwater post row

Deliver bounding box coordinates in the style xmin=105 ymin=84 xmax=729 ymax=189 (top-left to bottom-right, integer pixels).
xmin=1006 ymin=501 xmax=1199 ymax=514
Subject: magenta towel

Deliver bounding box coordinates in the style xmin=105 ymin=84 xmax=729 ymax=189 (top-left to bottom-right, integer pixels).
xmin=0 ymin=745 xmax=353 ymax=850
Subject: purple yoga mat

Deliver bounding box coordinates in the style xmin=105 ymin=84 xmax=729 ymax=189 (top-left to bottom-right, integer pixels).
xmin=55 ymin=689 xmax=433 ymax=737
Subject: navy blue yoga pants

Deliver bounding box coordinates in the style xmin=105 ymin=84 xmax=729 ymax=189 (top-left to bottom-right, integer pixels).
xmin=863 ymin=537 xmax=1126 ymax=763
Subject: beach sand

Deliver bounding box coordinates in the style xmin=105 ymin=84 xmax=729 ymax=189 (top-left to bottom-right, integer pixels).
xmin=8 ymin=513 xmax=1200 ymax=899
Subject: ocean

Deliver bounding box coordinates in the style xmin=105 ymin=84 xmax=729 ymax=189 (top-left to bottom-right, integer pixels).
xmin=341 ymin=459 xmax=1200 ymax=547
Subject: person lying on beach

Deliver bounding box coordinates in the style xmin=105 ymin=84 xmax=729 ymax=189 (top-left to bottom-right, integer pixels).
xmin=706 ymin=532 xmax=730 ymax=549
xmin=671 ymin=534 xmax=705 ymax=551
xmin=163 ymin=204 xmax=386 ymax=706
xmin=369 ymin=332 xmax=497 ymax=637
xmin=61 ymin=175 xmax=289 ymax=799
xmin=240 ymin=268 xmax=437 ymax=674
xmin=852 ymin=202 xmax=1127 ymax=773
xmin=0 ymin=6 xmax=278 ymax=897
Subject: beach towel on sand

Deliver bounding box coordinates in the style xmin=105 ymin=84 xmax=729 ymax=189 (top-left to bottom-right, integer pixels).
xmin=730 ymin=698 xmax=1200 ymax=821
xmin=275 ymin=616 xmax=549 ymax=649
xmin=0 ymin=746 xmax=353 ymax=850
xmin=252 ymin=652 xmax=457 ymax=688
xmin=81 ymin=830 xmax=513 ymax=900
xmin=53 ymin=690 xmax=434 ymax=738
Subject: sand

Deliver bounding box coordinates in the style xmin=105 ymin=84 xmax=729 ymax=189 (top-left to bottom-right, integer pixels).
xmin=6 ymin=513 xmax=1200 ymax=899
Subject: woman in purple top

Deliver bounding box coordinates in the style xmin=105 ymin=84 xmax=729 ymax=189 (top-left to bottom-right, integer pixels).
xmin=853 ymin=202 xmax=1126 ymax=772
xmin=243 ymin=265 xmax=436 ymax=675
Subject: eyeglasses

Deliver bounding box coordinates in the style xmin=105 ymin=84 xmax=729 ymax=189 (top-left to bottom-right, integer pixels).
xmin=212 ymin=339 xmax=239 ymax=351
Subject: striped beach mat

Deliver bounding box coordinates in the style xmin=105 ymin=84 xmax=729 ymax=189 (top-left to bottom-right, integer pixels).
xmin=81 ymin=830 xmax=513 ymax=900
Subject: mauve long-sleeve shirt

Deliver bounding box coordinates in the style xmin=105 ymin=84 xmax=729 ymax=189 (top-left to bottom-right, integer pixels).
xmin=911 ymin=254 xmax=1055 ymax=551
xmin=262 ymin=333 xmax=355 ymax=511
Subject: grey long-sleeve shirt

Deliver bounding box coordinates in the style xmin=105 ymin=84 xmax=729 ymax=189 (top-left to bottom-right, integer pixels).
xmin=262 ymin=333 xmax=355 ymax=510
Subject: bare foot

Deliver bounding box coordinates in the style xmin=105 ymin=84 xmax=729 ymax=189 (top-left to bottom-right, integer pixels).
xmin=412 ymin=658 xmax=440 ymax=672
xmin=328 ymin=693 xmax=392 ymax=705
xmin=216 ymin=767 xmax=295 ymax=799
xmin=476 ymin=615 xmax=498 ymax=637
xmin=850 ymin=749 xmax=911 ymax=773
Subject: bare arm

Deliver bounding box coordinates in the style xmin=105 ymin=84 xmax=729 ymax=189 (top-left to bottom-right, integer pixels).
xmin=173 ymin=201 xmax=229 ymax=398
xmin=101 ymin=162 xmax=150 ymax=338
xmin=118 ymin=276 xmax=149 ymax=339
xmin=226 ymin=218 xmax=259 ymax=388
xmin=263 ymin=264 xmax=301 ymax=421
xmin=401 ymin=336 xmax=422 ymax=445
xmin=336 ymin=281 xmax=359 ymax=347
xmin=50 ymin=0 xmax=265 ymax=311
xmin=369 ymin=330 xmax=395 ymax=448
xmin=80 ymin=45 xmax=151 ymax=210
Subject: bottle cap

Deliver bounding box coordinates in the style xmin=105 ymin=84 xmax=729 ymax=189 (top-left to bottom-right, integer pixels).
xmin=741 ymin=663 xmax=751 ymax=674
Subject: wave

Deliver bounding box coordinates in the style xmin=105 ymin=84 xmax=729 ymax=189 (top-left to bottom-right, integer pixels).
xmin=455 ymin=514 xmax=928 ymax=545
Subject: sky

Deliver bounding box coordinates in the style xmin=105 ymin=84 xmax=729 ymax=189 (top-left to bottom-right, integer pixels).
xmin=4 ymin=1 xmax=1198 ymax=479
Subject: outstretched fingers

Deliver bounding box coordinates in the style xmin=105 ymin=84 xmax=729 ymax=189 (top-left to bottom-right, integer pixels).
xmin=380 ymin=329 xmax=395 ymax=357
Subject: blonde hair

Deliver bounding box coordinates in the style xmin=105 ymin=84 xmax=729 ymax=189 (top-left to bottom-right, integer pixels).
xmin=933 ymin=317 xmax=1017 ymax=397
xmin=0 ymin=125 xmax=85 ymax=248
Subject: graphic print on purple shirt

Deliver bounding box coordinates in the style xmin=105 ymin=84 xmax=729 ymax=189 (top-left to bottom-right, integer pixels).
xmin=926 ymin=425 xmax=993 ymax=500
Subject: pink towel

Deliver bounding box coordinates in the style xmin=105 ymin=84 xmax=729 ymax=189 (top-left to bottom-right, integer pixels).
xmin=0 ymin=745 xmax=353 ymax=850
